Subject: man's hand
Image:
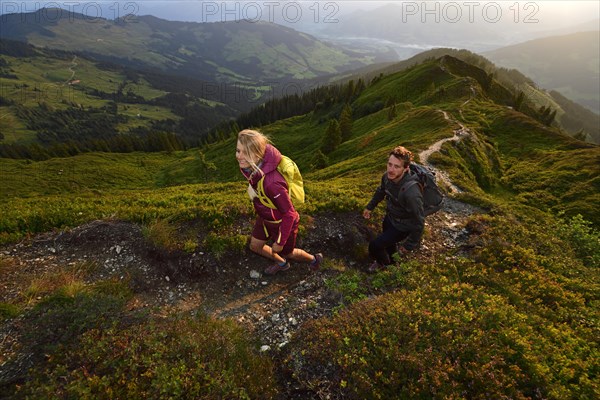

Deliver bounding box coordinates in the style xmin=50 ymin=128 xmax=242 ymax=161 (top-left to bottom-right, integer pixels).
xmin=362 ymin=209 xmax=372 ymax=219
xmin=272 ymin=243 xmax=283 ymax=254
xmin=398 ymin=245 xmax=410 ymax=255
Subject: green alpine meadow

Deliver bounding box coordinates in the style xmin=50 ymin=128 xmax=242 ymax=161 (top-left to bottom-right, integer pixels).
xmin=0 ymin=6 xmax=598 ymax=399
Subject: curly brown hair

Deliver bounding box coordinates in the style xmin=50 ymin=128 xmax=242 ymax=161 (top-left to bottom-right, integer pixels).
xmin=389 ymin=146 xmax=413 ymax=167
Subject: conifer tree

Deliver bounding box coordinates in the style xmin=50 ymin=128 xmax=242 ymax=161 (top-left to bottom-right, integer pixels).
xmin=573 ymin=129 xmax=588 ymax=142
xmin=339 ymin=104 xmax=353 ymax=142
xmin=310 ymin=149 xmax=329 ymax=170
xmin=388 ymin=102 xmax=397 ymax=121
xmin=345 ymin=80 xmax=355 ymax=102
xmin=514 ymin=91 xmax=525 ymax=111
xmin=356 ymin=78 xmax=366 ymax=94
xmin=321 ymin=119 xmax=341 ymax=154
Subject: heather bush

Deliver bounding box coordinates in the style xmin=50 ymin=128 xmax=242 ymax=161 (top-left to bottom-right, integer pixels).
xmin=289 ymin=281 xmax=598 ymax=399
xmin=16 ymin=315 xmax=277 ymax=399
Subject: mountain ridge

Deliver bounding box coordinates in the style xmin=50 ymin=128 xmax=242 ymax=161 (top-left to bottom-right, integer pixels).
xmin=1 ymin=7 xmax=394 ymax=85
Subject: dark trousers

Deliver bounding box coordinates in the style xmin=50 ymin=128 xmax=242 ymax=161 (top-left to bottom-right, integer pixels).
xmin=369 ymin=215 xmax=409 ymax=265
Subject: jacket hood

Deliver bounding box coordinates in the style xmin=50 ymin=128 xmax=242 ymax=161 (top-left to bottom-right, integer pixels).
xmin=241 ymin=144 xmax=282 ymax=185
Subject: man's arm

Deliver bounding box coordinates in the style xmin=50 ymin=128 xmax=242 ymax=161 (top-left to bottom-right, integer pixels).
xmin=363 ymin=176 xmax=386 ymax=218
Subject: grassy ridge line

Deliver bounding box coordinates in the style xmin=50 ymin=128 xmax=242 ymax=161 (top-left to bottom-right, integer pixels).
xmin=460 ymin=100 xmax=600 ymax=225
xmin=199 ymin=105 xmax=457 ymax=183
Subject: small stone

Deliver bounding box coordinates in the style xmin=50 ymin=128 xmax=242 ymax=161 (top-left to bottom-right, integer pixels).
xmin=249 ymin=270 xmax=261 ymax=279
xmin=260 ymin=345 xmax=270 ymax=352
xmin=165 ymin=276 xmax=170 ymax=282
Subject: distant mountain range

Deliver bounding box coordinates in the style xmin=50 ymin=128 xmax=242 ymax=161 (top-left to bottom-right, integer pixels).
xmin=484 ymin=31 xmax=600 ymax=115
xmin=0 ymin=8 xmax=396 ymax=86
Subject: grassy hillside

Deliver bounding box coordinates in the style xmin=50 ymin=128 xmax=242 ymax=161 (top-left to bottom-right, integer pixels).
xmin=0 ymin=50 xmax=170 ymax=143
xmin=1 ymin=55 xmax=598 ymax=398
xmin=2 ymin=55 xmax=598 ymax=235
xmin=334 ymin=48 xmax=600 ymax=144
xmin=484 ymin=31 xmax=600 ymax=115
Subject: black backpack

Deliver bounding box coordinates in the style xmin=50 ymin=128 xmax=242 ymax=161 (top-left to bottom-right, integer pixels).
xmin=402 ymin=163 xmax=444 ymax=216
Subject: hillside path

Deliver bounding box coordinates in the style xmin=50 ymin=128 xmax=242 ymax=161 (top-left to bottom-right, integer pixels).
xmin=418 ymin=110 xmax=471 ymax=193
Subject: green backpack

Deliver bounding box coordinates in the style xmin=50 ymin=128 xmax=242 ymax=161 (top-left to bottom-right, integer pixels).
xmin=256 ymin=155 xmax=305 ymax=209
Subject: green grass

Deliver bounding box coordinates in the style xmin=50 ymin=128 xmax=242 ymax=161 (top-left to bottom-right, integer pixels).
xmin=5 ymin=276 xmax=276 ymax=399
xmin=2 ymin=55 xmax=125 ymax=108
xmin=121 ymin=78 xmax=168 ymax=100
xmin=0 ymin=152 xmax=182 ymax=199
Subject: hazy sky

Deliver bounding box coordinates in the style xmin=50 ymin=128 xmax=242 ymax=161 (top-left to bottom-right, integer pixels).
xmin=2 ymin=1 xmax=599 ymax=27
xmin=141 ymin=1 xmax=600 ymax=27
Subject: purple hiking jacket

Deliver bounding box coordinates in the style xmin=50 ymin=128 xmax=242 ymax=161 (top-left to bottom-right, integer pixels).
xmin=241 ymin=144 xmax=298 ymax=246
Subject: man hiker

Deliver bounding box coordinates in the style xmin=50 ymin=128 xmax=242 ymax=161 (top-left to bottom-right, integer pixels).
xmin=362 ymin=145 xmax=425 ymax=273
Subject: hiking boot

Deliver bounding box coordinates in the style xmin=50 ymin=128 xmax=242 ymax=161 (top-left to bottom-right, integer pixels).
xmin=310 ymin=253 xmax=323 ymax=272
xmin=367 ymin=261 xmax=384 ymax=274
xmin=264 ymin=261 xmax=291 ymax=275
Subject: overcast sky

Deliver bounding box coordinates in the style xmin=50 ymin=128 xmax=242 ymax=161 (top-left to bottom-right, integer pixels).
xmin=138 ymin=1 xmax=600 ymax=27
xmin=2 ymin=1 xmax=599 ymax=27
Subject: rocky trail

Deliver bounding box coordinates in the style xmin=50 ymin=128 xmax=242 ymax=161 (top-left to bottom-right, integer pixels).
xmin=0 ymin=198 xmax=479 ymax=342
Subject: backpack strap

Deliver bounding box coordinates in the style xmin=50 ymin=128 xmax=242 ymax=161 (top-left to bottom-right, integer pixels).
xmin=256 ymin=176 xmax=277 ymax=209
xmin=401 ymin=179 xmax=423 ymax=194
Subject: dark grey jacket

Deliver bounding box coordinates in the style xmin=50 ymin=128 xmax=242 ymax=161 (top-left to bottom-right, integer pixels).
xmin=365 ymin=171 xmax=425 ymax=250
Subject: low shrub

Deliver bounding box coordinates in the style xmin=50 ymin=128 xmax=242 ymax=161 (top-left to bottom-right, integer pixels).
xmin=17 ymin=315 xmax=277 ymax=399
xmin=288 ymin=283 xmax=598 ymax=399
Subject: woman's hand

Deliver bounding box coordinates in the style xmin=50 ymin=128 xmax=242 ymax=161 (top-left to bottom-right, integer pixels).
xmin=247 ymin=184 xmax=257 ymax=200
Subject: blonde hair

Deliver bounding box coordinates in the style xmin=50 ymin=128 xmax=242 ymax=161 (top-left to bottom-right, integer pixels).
xmin=390 ymin=145 xmax=413 ymax=168
xmin=238 ymin=129 xmax=270 ymax=173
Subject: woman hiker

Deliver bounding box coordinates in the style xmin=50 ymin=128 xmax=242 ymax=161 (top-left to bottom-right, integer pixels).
xmin=236 ymin=129 xmax=323 ymax=275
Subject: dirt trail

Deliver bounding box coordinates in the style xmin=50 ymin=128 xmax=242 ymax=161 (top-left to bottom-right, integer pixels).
xmin=419 ymin=82 xmax=477 ymax=193
xmin=65 ymin=55 xmax=78 ymax=83
xmin=419 ymin=110 xmax=471 ymax=193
